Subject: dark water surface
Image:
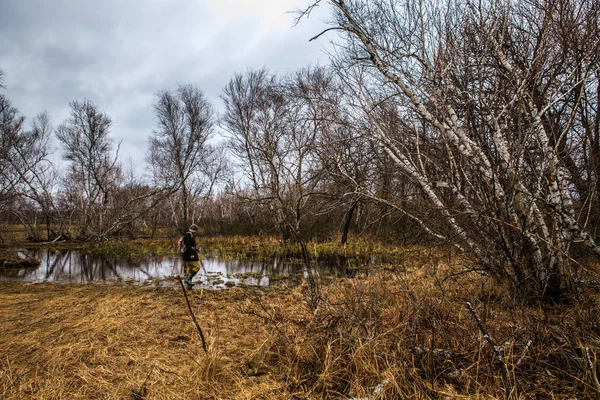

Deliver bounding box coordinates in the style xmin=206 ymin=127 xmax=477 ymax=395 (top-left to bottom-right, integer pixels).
xmin=0 ymin=249 xmax=367 ymax=289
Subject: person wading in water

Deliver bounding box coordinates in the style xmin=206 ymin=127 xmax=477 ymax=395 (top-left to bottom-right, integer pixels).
xmin=180 ymin=224 xmax=200 ymax=289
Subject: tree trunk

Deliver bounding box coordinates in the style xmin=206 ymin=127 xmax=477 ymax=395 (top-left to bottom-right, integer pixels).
xmin=340 ymin=201 xmax=357 ymax=245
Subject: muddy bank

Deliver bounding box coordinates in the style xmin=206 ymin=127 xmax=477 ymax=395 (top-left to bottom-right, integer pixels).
xmin=0 ymin=249 xmax=40 ymax=268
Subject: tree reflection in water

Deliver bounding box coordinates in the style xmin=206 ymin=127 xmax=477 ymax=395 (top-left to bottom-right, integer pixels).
xmin=0 ymin=249 xmax=372 ymax=288
xmin=0 ymin=249 xmax=303 ymax=288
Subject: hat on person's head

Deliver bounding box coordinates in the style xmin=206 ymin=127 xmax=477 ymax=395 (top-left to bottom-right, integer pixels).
xmin=189 ymin=224 xmax=198 ymax=231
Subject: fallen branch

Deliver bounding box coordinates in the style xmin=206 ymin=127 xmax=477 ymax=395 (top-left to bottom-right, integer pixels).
xmin=131 ymin=364 xmax=155 ymax=400
xmin=178 ymin=277 xmax=208 ymax=353
xmin=585 ymin=347 xmax=600 ymax=393
xmin=466 ymin=302 xmax=513 ymax=398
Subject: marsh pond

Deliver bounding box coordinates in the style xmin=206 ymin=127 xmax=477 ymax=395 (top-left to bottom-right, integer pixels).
xmin=0 ymin=248 xmax=372 ymax=288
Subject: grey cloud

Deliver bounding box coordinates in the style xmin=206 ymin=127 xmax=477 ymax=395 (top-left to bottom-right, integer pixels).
xmin=0 ymin=0 xmax=333 ymax=174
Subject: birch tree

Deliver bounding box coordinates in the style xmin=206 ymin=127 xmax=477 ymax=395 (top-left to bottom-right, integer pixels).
xmin=300 ymin=0 xmax=600 ymax=298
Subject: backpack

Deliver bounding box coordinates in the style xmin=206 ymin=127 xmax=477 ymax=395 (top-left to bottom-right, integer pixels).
xmin=178 ymin=232 xmax=189 ymax=254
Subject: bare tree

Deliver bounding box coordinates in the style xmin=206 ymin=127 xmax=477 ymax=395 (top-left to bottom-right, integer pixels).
xmin=0 ymin=85 xmax=61 ymax=240
xmin=0 ymin=92 xmax=26 ymax=211
xmin=280 ymin=66 xmax=335 ymax=236
xmin=222 ymin=68 xmax=332 ymax=240
xmin=299 ymin=0 xmax=600 ymax=298
xmin=56 ymin=99 xmax=121 ymax=238
xmin=221 ymin=69 xmax=292 ymax=238
xmin=189 ymin=144 xmax=231 ymax=223
xmin=9 ymin=112 xmax=62 ymax=240
xmin=148 ymin=84 xmax=215 ymax=230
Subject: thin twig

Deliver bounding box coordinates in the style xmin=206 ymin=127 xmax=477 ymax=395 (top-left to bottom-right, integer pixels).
xmin=178 ymin=277 xmax=208 ymax=353
xmin=291 ymin=0 xmax=322 ymax=26
xmin=516 ymin=340 xmax=532 ymax=367
xmin=130 ymin=364 xmax=154 ymax=400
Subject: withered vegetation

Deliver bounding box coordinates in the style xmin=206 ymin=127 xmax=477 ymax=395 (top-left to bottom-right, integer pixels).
xmin=1 ymin=249 xmax=599 ymax=399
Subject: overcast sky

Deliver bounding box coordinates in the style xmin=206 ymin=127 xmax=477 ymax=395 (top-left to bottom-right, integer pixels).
xmin=0 ymin=0 xmax=332 ymax=174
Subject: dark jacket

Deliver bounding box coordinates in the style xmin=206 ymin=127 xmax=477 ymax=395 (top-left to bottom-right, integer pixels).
xmin=181 ymin=231 xmax=199 ymax=261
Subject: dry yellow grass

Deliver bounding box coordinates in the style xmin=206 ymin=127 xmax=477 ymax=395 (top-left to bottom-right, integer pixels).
xmin=0 ymin=282 xmax=291 ymax=399
xmin=1 ymin=251 xmax=599 ymax=399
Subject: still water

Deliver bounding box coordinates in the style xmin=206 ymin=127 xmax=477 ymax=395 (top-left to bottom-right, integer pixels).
xmin=0 ymin=249 xmax=363 ymax=289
